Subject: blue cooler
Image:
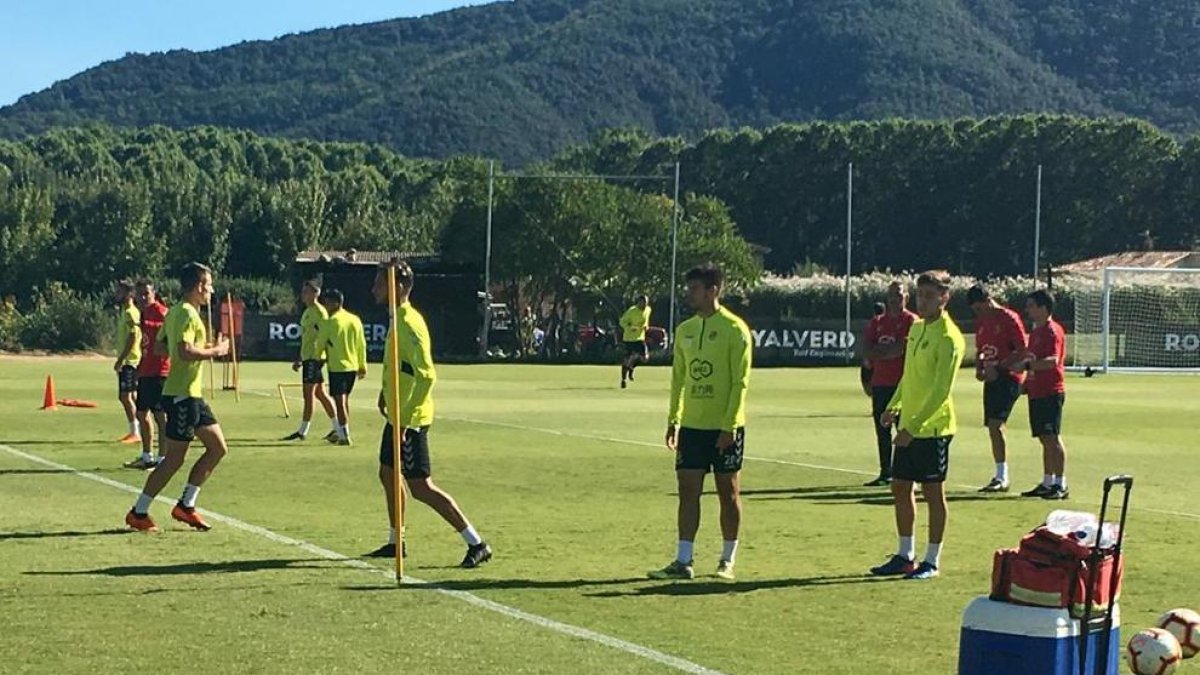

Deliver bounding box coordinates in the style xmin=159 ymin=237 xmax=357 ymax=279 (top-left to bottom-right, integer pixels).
xmin=958 ymin=597 xmax=1120 ymax=675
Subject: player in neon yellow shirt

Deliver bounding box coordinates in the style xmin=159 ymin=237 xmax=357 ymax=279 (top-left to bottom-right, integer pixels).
xmin=315 ymin=288 xmax=367 ymax=445
xmin=125 ymin=263 xmax=231 ymax=533
xmin=282 ymin=279 xmax=339 ymax=442
xmin=650 ymin=264 xmax=752 ymax=581
xmin=113 ymin=280 xmax=143 ymax=444
xmin=871 ymin=270 xmax=965 ymax=581
xmin=619 ymin=295 xmax=651 ymax=389
xmin=365 ymin=260 xmax=492 ymax=568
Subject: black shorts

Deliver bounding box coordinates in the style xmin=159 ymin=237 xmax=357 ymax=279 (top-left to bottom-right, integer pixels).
xmin=675 ymin=427 xmax=745 ymax=474
xmin=379 ymin=424 xmax=432 ymax=479
xmin=328 ymin=371 xmax=357 ymax=397
xmin=1029 ymin=393 xmax=1065 ymax=437
xmin=623 ymin=340 xmax=647 ymax=359
xmin=301 ymin=359 xmax=325 ymax=385
xmin=984 ymin=377 xmax=1022 ymax=423
xmin=117 ymin=366 xmax=138 ymax=394
xmin=135 ymin=376 xmax=166 ymax=412
xmin=893 ymin=436 xmax=952 ymax=484
xmin=165 ymin=396 xmax=218 ymax=442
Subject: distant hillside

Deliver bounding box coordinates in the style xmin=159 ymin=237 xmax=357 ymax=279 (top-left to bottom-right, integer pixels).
xmin=3 ymin=0 xmax=1200 ymax=163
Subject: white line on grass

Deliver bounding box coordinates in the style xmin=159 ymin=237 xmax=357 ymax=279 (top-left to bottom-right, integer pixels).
xmin=0 ymin=443 xmax=725 ymax=675
xmin=256 ymin=387 xmax=1200 ymax=522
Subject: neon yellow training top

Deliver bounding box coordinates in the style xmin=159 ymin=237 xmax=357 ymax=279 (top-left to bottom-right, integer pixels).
xmin=116 ymin=304 xmax=142 ymax=367
xmin=160 ymin=302 xmax=206 ymax=398
xmin=668 ymin=305 xmax=752 ymax=432
xmin=886 ymin=312 xmax=966 ymax=438
xmin=299 ymin=303 xmax=329 ymax=361
xmin=620 ymin=305 xmax=652 ymax=342
xmin=317 ymin=308 xmax=367 ymax=374
xmin=382 ymin=302 xmax=436 ymax=428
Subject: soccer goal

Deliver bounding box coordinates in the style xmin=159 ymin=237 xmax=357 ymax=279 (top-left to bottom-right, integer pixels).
xmin=1070 ymin=266 xmax=1200 ymax=373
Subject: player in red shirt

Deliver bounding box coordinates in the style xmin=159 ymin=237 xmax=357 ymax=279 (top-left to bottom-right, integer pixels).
xmin=861 ymin=282 xmax=917 ymax=486
xmin=1017 ymin=289 xmax=1069 ymax=500
xmin=967 ymin=285 xmax=1029 ymax=493
xmin=124 ymin=279 xmax=171 ymax=470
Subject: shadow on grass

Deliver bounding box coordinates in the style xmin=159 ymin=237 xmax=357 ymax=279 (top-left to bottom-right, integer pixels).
xmin=1 ymin=440 xmax=117 ymax=446
xmin=16 ymin=580 xmax=322 ymax=599
xmin=343 ymin=577 xmax=647 ymax=593
xmin=738 ymin=485 xmax=859 ymax=497
xmin=0 ymin=466 xmax=128 ymax=476
xmin=745 ymin=488 xmax=1012 ymax=506
xmin=587 ymin=574 xmax=891 ymax=598
xmin=0 ymin=528 xmax=129 ymax=541
xmin=25 ymin=558 xmax=336 ymax=577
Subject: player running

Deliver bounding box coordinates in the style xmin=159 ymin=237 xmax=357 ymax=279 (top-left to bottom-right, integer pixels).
xmin=282 ymin=279 xmax=339 ymax=442
xmin=365 ymin=260 xmax=492 ymax=568
xmin=619 ymin=295 xmax=652 ymax=389
xmin=125 ymin=263 xmax=231 ymax=532
xmin=967 ymin=284 xmax=1029 ymax=493
xmin=123 ymin=279 xmax=170 ymax=470
xmin=871 ymin=270 xmax=965 ymax=581
xmin=650 ymin=263 xmax=752 ymax=581
xmin=861 ymin=282 xmax=917 ymax=486
xmin=113 ymin=280 xmax=142 ymax=445
xmin=1017 ymin=290 xmax=1070 ymax=500
xmin=315 ymin=289 xmax=367 ymax=446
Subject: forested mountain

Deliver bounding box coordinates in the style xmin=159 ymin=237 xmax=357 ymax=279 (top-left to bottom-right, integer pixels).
xmin=3 ymin=0 xmax=1200 ymax=163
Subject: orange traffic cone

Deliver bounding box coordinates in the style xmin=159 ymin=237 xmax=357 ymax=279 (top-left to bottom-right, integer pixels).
xmin=41 ymin=375 xmax=58 ymax=410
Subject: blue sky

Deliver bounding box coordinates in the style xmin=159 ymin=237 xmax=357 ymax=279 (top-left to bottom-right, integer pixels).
xmin=0 ymin=1 xmax=486 ymax=106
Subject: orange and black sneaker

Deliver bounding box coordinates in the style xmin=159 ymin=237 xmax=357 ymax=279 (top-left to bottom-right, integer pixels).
xmin=125 ymin=509 xmax=158 ymax=532
xmin=171 ymin=503 xmax=211 ymax=531
xmin=118 ymin=433 xmax=141 ymax=445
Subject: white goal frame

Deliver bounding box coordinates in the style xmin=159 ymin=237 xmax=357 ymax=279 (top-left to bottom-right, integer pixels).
xmin=1070 ymin=266 xmax=1200 ymax=374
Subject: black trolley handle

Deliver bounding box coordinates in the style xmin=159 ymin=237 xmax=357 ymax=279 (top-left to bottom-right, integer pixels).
xmin=1080 ymin=474 xmax=1134 ymax=675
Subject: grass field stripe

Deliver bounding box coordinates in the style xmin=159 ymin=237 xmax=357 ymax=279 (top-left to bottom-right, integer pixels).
xmin=0 ymin=443 xmax=726 ymax=675
xmin=256 ymin=388 xmax=1200 ymax=522
xmin=441 ymin=416 xmax=1200 ymax=522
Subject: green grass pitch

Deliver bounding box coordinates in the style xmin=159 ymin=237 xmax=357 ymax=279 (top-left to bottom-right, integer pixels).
xmin=1 ymin=356 xmax=1196 ymax=673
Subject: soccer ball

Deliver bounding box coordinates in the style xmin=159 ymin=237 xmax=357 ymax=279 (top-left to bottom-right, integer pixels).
xmin=1157 ymin=608 xmax=1200 ymax=658
xmin=1126 ymin=628 xmax=1182 ymax=675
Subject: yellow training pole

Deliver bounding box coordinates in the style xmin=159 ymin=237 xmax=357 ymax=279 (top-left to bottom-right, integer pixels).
xmin=386 ymin=264 xmax=406 ymax=583
xmin=226 ymin=293 xmax=241 ymax=402
xmin=206 ymin=301 xmax=216 ymax=399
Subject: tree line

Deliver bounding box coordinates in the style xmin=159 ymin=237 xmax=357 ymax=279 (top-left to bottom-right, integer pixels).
xmin=0 ymin=124 xmax=758 ymax=316
xmin=555 ymin=116 xmax=1200 ymax=276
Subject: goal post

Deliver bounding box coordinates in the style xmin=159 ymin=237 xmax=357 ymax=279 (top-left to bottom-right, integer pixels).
xmin=1070 ymin=266 xmax=1200 ymax=373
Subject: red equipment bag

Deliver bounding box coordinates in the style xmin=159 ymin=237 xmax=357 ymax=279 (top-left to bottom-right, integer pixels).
xmin=990 ymin=526 xmax=1124 ymax=618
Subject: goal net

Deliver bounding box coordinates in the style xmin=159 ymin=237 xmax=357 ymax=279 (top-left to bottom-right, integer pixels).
xmin=1070 ymin=267 xmax=1200 ymax=372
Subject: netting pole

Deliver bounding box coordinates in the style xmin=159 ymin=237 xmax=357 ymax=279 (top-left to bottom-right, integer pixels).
xmin=1101 ymin=267 xmax=1112 ymax=374
xmin=1033 ymin=164 xmax=1043 ymax=280
xmin=669 ymin=161 xmax=681 ymax=341
xmin=481 ymin=160 xmax=495 ymax=357
xmin=844 ymin=162 xmax=853 ymax=363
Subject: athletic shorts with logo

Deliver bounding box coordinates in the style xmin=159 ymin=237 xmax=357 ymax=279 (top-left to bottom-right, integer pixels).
xmin=165 ymin=396 xmax=218 ymax=442
xmin=379 ymin=423 xmax=432 ymax=479
xmin=1029 ymin=393 xmax=1064 ymax=437
xmin=328 ymin=371 xmax=357 ymax=397
xmin=135 ymin=376 xmax=166 ymax=412
xmin=983 ymin=376 xmax=1021 ymax=422
xmin=675 ymin=427 xmax=745 ymax=474
xmin=301 ymin=359 xmax=325 ymax=385
xmin=624 ymin=340 xmax=648 ymax=359
xmin=893 ymin=436 xmax=952 ymax=483
xmin=117 ymin=365 xmax=138 ymax=394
